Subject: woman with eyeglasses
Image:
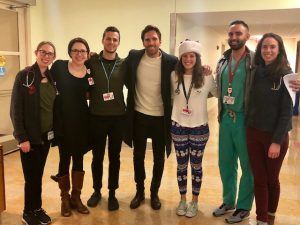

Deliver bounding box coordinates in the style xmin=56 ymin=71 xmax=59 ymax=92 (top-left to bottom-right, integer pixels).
xmin=245 ymin=33 xmax=293 ymax=225
xmin=10 ymin=41 xmax=57 ymax=225
xmin=50 ymin=37 xmax=92 ymax=217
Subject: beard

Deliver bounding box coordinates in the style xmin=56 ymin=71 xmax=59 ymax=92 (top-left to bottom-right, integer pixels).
xmin=104 ymin=47 xmax=117 ymax=54
xmin=228 ymin=39 xmax=247 ymax=50
xmin=145 ymin=46 xmax=159 ymax=57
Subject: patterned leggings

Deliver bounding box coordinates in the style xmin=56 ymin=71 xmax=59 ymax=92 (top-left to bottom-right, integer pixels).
xmin=171 ymin=121 xmax=209 ymax=196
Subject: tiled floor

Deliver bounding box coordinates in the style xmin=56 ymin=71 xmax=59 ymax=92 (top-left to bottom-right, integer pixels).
xmin=1 ymin=99 xmax=300 ymax=225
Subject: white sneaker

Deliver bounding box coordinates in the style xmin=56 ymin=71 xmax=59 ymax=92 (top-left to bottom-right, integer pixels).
xmin=185 ymin=202 xmax=198 ymax=218
xmin=212 ymin=203 xmax=235 ymax=217
xmin=176 ymin=200 xmax=187 ymax=216
xmin=257 ymin=220 xmax=268 ymax=225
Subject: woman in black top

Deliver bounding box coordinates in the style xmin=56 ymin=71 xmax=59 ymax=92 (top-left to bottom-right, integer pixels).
xmin=10 ymin=41 xmax=57 ymax=225
xmin=51 ymin=38 xmax=91 ymax=216
xmin=246 ymin=33 xmax=293 ymax=225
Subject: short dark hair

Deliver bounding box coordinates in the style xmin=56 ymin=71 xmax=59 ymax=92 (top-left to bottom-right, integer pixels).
xmin=67 ymin=37 xmax=90 ymax=57
xmin=229 ymin=20 xmax=249 ymax=31
xmin=102 ymin=26 xmax=120 ymax=41
xmin=141 ymin=25 xmax=161 ymax=41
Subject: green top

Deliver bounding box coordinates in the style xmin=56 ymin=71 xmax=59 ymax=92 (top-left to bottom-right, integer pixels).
xmin=88 ymin=53 xmax=126 ymax=116
xmin=221 ymin=57 xmax=246 ymax=113
xmin=40 ymin=81 xmax=56 ymax=133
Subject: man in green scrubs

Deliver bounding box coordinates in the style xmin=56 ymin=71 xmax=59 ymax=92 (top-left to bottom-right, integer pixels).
xmin=212 ymin=20 xmax=254 ymax=224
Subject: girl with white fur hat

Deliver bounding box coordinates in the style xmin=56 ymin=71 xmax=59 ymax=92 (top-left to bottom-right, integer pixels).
xmin=170 ymin=39 xmax=217 ymax=218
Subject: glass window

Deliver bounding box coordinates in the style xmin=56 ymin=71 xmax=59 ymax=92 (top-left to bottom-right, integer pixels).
xmin=0 ymin=8 xmax=19 ymax=52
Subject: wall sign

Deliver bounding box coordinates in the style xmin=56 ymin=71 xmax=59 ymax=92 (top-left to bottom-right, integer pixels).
xmin=0 ymin=55 xmax=6 ymax=77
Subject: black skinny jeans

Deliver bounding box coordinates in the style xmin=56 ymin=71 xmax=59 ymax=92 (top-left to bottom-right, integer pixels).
xmin=20 ymin=139 xmax=50 ymax=212
xmin=90 ymin=115 xmax=125 ymax=192
xmin=133 ymin=111 xmax=165 ymax=194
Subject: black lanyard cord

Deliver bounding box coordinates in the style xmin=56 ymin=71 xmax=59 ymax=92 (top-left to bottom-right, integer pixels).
xmin=181 ymin=78 xmax=193 ymax=109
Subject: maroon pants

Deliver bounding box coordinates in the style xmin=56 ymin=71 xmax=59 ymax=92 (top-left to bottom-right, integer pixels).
xmin=246 ymin=126 xmax=289 ymax=223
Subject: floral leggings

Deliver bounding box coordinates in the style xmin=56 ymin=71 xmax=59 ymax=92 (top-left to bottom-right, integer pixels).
xmin=171 ymin=121 xmax=209 ymax=196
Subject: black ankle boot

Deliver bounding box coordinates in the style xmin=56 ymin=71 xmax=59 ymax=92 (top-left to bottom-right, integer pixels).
xmin=108 ymin=190 xmax=119 ymax=211
xmin=87 ymin=191 xmax=101 ymax=208
xmin=130 ymin=191 xmax=145 ymax=209
xmin=150 ymin=193 xmax=161 ymax=210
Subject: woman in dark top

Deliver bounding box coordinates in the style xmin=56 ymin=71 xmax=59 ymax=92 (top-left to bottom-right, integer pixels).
xmin=51 ymin=37 xmax=92 ymax=217
xmin=10 ymin=41 xmax=57 ymax=225
xmin=246 ymin=33 xmax=293 ymax=225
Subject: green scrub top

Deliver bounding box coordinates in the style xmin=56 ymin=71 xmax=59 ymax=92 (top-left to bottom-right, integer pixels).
xmin=221 ymin=58 xmax=246 ymax=113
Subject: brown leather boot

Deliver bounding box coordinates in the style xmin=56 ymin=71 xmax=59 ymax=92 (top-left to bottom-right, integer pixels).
xmin=58 ymin=174 xmax=72 ymax=217
xmin=70 ymin=171 xmax=89 ymax=214
xmin=268 ymin=214 xmax=275 ymax=225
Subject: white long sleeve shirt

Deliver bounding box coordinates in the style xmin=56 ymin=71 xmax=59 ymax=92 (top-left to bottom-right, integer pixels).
xmin=171 ymin=71 xmax=216 ymax=127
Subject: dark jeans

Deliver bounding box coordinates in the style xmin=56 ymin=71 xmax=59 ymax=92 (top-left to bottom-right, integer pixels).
xmin=246 ymin=126 xmax=289 ymax=223
xmin=90 ymin=114 xmax=124 ymax=192
xmin=58 ymin=143 xmax=84 ymax=176
xmin=133 ymin=111 xmax=165 ymax=194
xmin=20 ymin=140 xmax=50 ymax=212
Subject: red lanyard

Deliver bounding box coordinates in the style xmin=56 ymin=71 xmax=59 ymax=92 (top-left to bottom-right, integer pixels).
xmin=228 ymin=51 xmax=246 ymax=85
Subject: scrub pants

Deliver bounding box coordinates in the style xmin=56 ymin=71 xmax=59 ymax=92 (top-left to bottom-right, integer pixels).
xmin=218 ymin=112 xmax=254 ymax=210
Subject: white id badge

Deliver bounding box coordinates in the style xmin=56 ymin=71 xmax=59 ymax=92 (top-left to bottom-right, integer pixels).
xmin=103 ymin=92 xmax=114 ymax=101
xmin=182 ymin=107 xmax=192 ymax=115
xmin=223 ymin=95 xmax=235 ymax=105
xmin=47 ymin=131 xmax=54 ymax=141
xmin=88 ymin=77 xmax=95 ymax=85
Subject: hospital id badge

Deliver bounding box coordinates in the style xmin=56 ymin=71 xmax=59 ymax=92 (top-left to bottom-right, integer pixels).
xmin=223 ymin=95 xmax=235 ymax=105
xmin=182 ymin=107 xmax=192 ymax=115
xmin=47 ymin=131 xmax=54 ymax=141
xmin=88 ymin=77 xmax=94 ymax=85
xmin=103 ymin=92 xmax=114 ymax=101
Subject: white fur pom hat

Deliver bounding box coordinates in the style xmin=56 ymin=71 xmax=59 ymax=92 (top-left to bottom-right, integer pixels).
xmin=178 ymin=39 xmax=201 ymax=58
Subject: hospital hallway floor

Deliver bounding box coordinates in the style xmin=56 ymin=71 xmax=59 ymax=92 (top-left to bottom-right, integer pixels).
xmin=1 ymin=99 xmax=300 ymax=225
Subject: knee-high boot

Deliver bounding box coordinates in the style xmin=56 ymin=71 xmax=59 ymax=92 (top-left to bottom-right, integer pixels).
xmin=70 ymin=171 xmax=89 ymax=214
xmin=58 ymin=174 xmax=72 ymax=217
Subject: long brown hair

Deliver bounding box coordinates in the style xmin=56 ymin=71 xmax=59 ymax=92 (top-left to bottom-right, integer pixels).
xmin=175 ymin=53 xmax=204 ymax=89
xmin=255 ymin=33 xmax=290 ymax=80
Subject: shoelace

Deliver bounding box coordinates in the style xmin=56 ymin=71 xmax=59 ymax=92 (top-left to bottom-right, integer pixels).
xmin=232 ymin=209 xmax=246 ymax=216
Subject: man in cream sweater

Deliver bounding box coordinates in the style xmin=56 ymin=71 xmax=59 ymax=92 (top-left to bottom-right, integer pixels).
xmin=124 ymin=25 xmax=177 ymax=210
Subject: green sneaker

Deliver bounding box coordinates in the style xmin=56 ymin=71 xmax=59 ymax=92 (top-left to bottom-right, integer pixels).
xmin=185 ymin=202 xmax=198 ymax=218
xmin=176 ymin=200 xmax=187 ymax=216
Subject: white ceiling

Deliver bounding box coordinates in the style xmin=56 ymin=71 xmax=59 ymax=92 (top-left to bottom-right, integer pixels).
xmin=178 ymin=8 xmax=300 ymax=39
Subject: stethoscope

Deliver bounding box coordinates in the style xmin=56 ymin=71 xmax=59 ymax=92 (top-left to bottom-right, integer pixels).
xmin=22 ymin=67 xmax=59 ymax=95
xmin=22 ymin=68 xmax=35 ymax=88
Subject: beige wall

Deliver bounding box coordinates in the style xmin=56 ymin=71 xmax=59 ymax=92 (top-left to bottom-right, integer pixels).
xmin=30 ymin=0 xmax=176 ymax=61
xmin=175 ymin=0 xmax=300 ymax=12
xmin=176 ymin=17 xmax=225 ymax=71
xmin=29 ymin=0 xmax=300 ymax=63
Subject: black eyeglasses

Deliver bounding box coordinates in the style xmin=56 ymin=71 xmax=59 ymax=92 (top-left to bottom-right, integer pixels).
xmin=38 ymin=50 xmax=55 ymax=58
xmin=71 ymin=49 xmax=88 ymax=54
